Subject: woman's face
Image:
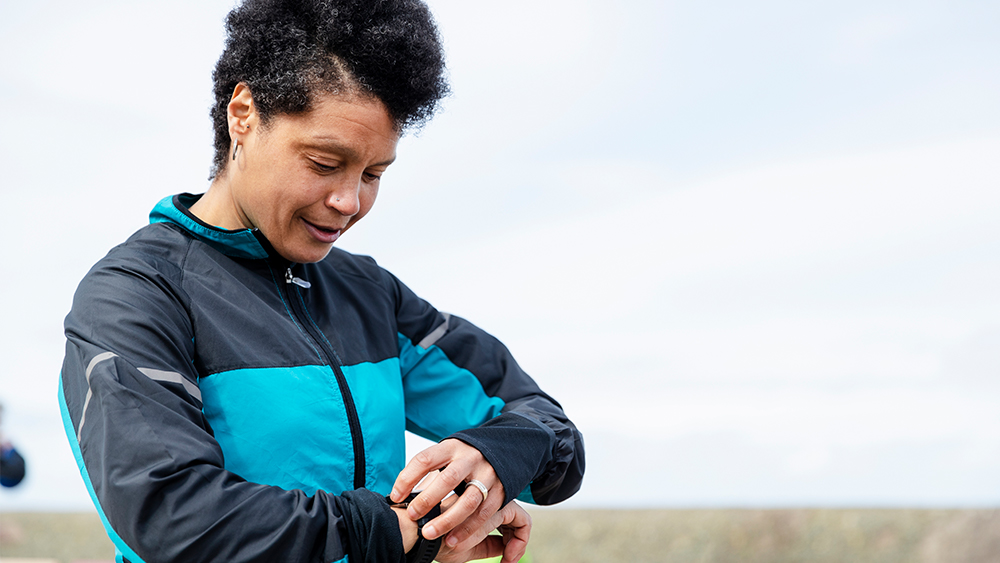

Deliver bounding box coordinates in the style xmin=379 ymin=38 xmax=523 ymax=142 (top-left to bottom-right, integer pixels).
xmin=224 ymin=92 xmax=399 ymax=263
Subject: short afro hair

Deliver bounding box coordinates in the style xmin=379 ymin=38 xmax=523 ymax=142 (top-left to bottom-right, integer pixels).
xmin=209 ymin=0 xmax=449 ymax=178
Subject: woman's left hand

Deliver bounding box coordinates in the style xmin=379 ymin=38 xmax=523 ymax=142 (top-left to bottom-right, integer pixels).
xmin=390 ymin=438 xmax=505 ymax=549
xmin=435 ymin=498 xmax=531 ymax=563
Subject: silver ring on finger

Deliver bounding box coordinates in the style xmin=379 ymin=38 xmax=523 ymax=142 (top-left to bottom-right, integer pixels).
xmin=467 ymin=479 xmax=489 ymax=503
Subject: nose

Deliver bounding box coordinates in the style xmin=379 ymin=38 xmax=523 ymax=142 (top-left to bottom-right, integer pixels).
xmin=326 ymin=175 xmax=362 ymax=217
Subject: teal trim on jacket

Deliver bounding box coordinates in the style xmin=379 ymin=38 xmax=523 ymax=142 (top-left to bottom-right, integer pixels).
xmin=149 ymin=194 xmax=268 ymax=259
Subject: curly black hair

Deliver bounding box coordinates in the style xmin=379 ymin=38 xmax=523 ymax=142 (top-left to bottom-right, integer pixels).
xmin=209 ymin=0 xmax=449 ymax=178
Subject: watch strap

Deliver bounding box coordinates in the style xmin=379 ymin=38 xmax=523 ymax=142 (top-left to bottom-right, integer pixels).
xmin=407 ymin=501 xmax=442 ymax=563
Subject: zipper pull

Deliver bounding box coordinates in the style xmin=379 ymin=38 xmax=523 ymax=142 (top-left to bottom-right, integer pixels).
xmin=285 ymin=267 xmax=312 ymax=289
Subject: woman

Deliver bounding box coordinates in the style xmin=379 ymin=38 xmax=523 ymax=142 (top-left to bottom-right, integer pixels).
xmin=58 ymin=1 xmax=584 ymax=562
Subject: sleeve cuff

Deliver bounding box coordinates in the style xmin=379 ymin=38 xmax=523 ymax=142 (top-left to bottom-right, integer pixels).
xmin=448 ymin=412 xmax=555 ymax=506
xmin=335 ymin=488 xmax=406 ymax=563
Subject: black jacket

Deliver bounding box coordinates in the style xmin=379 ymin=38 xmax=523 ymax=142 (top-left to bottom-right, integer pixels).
xmin=59 ymin=194 xmax=584 ymax=562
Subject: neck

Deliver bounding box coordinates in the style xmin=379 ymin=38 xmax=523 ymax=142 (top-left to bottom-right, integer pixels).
xmin=190 ymin=174 xmax=246 ymax=230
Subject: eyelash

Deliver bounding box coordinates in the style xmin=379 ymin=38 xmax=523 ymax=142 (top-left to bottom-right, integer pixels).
xmin=312 ymin=162 xmax=381 ymax=182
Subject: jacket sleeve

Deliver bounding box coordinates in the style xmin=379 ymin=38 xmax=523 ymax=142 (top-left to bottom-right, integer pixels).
xmin=59 ymin=253 xmax=405 ymax=563
xmin=388 ymin=270 xmax=585 ymax=506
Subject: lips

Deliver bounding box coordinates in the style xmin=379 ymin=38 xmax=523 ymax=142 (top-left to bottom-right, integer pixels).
xmin=302 ymin=218 xmax=342 ymax=244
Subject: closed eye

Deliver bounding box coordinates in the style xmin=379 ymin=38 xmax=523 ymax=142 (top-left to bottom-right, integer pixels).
xmin=313 ymin=161 xmax=338 ymax=173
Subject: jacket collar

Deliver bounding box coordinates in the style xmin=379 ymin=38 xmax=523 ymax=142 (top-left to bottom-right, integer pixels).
xmin=149 ymin=194 xmax=272 ymax=260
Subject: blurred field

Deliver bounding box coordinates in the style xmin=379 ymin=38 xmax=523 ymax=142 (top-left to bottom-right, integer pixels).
xmin=1 ymin=508 xmax=998 ymax=562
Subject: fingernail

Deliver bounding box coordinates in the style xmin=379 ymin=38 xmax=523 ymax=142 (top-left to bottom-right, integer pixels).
xmin=390 ymin=489 xmax=401 ymax=502
xmin=423 ymin=525 xmax=437 ymax=539
xmin=407 ymin=507 xmax=418 ymax=520
xmin=446 ymin=535 xmax=458 ymax=547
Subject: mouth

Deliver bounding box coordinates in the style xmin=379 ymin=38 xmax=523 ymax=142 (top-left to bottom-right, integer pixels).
xmin=302 ymin=218 xmax=342 ymax=244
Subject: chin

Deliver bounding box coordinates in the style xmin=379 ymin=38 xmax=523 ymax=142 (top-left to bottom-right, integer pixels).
xmin=281 ymin=245 xmax=335 ymax=264
xmin=300 ymin=250 xmax=335 ymax=264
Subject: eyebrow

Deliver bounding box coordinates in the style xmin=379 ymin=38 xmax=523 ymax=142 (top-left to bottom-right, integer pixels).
xmin=304 ymin=138 xmax=397 ymax=167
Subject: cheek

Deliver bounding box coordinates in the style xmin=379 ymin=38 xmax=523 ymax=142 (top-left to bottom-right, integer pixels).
xmin=283 ymin=176 xmax=331 ymax=213
xmin=346 ymin=184 xmax=379 ymax=229
xmin=358 ymin=184 xmax=379 ymax=218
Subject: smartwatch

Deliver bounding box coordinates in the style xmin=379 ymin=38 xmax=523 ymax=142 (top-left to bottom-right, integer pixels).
xmin=386 ymin=492 xmax=442 ymax=563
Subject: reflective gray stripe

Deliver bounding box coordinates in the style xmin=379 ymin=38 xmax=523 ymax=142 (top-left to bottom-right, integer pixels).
xmin=77 ymin=352 xmax=118 ymax=442
xmin=139 ymin=368 xmax=202 ymax=402
xmin=417 ymin=312 xmax=451 ymax=349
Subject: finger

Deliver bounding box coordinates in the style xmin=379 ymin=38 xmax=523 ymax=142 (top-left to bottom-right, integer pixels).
xmin=447 ymin=534 xmax=505 ymax=563
xmin=501 ymin=535 xmax=529 ymax=563
xmin=441 ymin=504 xmax=509 ymax=555
xmin=503 ymin=501 xmax=532 ymax=537
xmin=419 ymin=471 xmax=493 ymax=540
xmin=439 ymin=489 xmax=460 ymax=511
xmin=498 ymin=502 xmax=531 ymax=563
xmin=406 ymin=459 xmax=481 ymax=524
xmin=445 ymin=477 xmax=505 ymax=544
xmin=478 ymin=535 xmax=506 ymax=561
xmin=441 ymin=483 xmax=503 ymax=547
xmin=390 ymin=442 xmax=459 ymax=502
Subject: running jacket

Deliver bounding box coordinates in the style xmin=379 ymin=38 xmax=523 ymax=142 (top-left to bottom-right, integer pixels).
xmin=59 ymin=193 xmax=585 ymax=563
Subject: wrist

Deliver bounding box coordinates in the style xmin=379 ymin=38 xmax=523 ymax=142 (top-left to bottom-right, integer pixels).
xmin=386 ymin=493 xmax=443 ymax=563
xmin=392 ymin=507 xmax=419 ymax=552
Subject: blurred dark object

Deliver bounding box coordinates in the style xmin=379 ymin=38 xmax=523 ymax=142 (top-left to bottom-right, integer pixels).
xmin=0 ymin=401 xmax=26 ymax=487
xmin=1 ymin=443 xmax=27 ymax=487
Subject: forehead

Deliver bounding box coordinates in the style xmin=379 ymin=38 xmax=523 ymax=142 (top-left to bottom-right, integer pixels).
xmin=269 ymin=93 xmax=399 ymax=159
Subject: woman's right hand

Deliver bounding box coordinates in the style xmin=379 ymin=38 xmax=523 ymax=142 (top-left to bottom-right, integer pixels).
xmin=433 ymin=499 xmax=531 ymax=563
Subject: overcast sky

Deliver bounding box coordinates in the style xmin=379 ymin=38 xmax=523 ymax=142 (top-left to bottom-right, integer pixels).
xmin=1 ymin=0 xmax=998 ymax=511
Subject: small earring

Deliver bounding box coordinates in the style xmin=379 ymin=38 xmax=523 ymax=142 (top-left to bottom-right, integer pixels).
xmin=336 ymin=198 xmax=341 ymax=202
xmin=232 ymin=140 xmax=240 ymax=161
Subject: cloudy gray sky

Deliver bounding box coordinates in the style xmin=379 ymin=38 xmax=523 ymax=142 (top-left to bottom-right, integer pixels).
xmin=1 ymin=0 xmax=998 ymax=510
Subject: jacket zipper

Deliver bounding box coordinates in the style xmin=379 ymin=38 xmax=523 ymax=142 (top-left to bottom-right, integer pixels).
xmin=285 ymin=269 xmax=312 ymax=288
xmin=284 ymin=266 xmax=367 ymax=490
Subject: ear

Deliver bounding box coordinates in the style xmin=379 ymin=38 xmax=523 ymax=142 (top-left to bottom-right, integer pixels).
xmin=227 ymin=83 xmax=256 ymax=140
